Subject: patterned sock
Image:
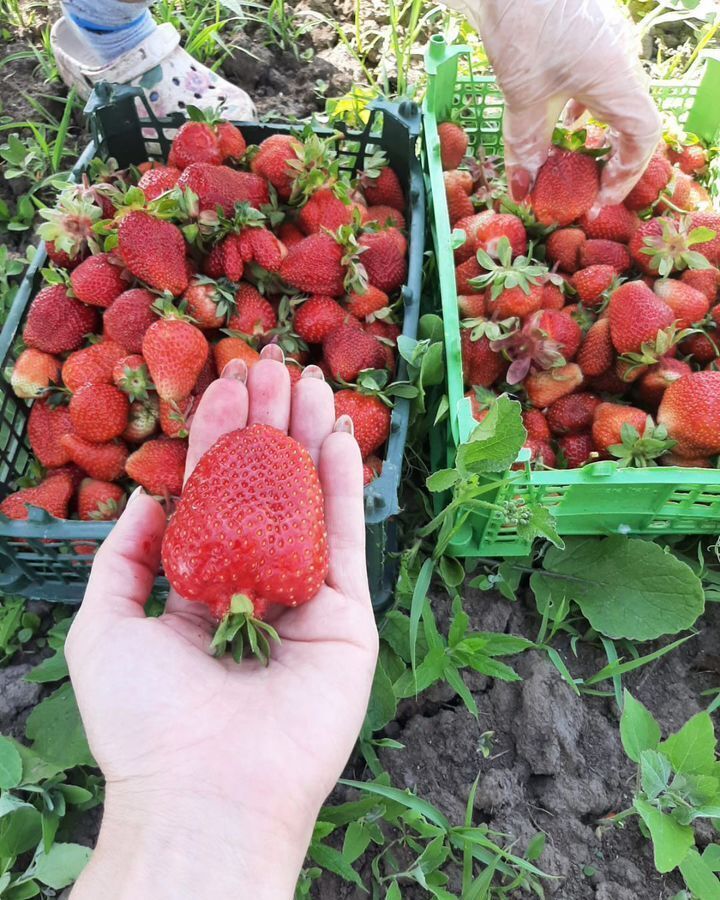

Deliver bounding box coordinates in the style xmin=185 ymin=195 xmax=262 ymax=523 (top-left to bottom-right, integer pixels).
xmin=61 ymin=0 xmax=156 ymax=63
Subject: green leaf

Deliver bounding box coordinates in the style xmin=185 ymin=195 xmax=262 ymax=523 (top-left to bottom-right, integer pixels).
xmin=13 ymin=742 xmax=63 ymax=785
xmin=25 ymin=683 xmax=94 ymax=770
xmin=0 ymin=736 xmax=23 ymax=789
xmin=535 ymin=537 xmax=704 ymax=640
xmin=30 ymin=842 xmax=92 ymax=889
xmin=25 ymin=651 xmax=68 ymax=684
xmin=703 ymin=844 xmax=720 ymax=872
xmin=426 ymin=469 xmax=459 ymax=493
xmin=339 ymin=779 xmax=451 ymax=831
xmin=620 ymin=691 xmax=661 ymax=763
xmin=526 ymin=832 xmax=546 ymax=862
xmin=679 ymin=849 xmax=720 ymax=900
xmin=5 ymin=882 xmax=40 ymax=899
xmin=640 ymin=750 xmax=672 ymax=800
xmin=409 ymin=559 xmax=434 ymax=677
xmin=342 ymin=821 xmax=371 ymax=865
xmin=659 ymin=711 xmax=717 ymax=777
xmin=365 ymin=660 xmax=397 ymax=733
xmin=308 ymin=842 xmax=365 ymax=889
xmin=455 ymin=395 xmax=525 ymax=475
xmin=438 ymin=556 xmax=465 ymax=589
xmin=0 ymin=802 xmax=42 ymax=858
xmin=635 ymin=797 xmax=694 ymax=873
xmin=385 ymin=881 xmax=402 ymax=900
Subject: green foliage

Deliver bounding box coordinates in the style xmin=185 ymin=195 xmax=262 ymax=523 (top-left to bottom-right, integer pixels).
xmin=0 ymin=599 xmax=40 ymax=666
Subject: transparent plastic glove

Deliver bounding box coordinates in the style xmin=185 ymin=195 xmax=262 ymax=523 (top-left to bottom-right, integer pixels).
xmin=443 ymin=0 xmax=662 ymax=207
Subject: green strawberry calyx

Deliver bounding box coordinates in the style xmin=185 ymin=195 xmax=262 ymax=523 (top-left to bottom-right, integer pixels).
xmin=608 ymin=417 xmax=676 ymax=469
xmin=471 ymin=237 xmax=548 ymax=300
xmin=211 ymin=594 xmax=280 ymax=665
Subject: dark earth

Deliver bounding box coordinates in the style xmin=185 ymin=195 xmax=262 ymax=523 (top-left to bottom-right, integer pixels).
xmin=0 ymin=3 xmax=715 ymax=897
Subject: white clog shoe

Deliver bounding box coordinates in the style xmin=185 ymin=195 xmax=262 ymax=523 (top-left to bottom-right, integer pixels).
xmin=51 ymin=18 xmax=255 ymax=120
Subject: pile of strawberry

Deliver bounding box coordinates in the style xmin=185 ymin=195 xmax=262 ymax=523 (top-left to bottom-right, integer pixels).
xmin=439 ymin=119 xmax=720 ymax=469
xmin=2 ymin=114 xmax=409 ymax=528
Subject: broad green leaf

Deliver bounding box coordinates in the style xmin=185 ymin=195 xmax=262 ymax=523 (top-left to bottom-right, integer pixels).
xmin=620 ymin=691 xmax=661 ymax=763
xmin=394 ymin=647 xmax=447 ymax=698
xmin=31 ymin=842 xmax=92 ymax=889
xmin=342 ymin=821 xmax=371 ymax=864
xmin=438 ymin=556 xmax=465 ymax=589
xmin=308 ymin=842 xmax=365 ymax=889
xmin=516 ymin=503 xmax=564 ymax=550
xmin=0 ymin=736 xmax=23 ymax=789
xmin=659 ymin=712 xmax=717 ymax=777
xmin=455 ymin=395 xmax=525 ymax=475
xmin=466 ymin=633 xmax=536 ymax=657
xmin=25 ymin=651 xmax=68 ymax=684
xmin=365 ymin=660 xmax=397 ymax=733
xmin=703 ymin=844 xmax=720 ymax=872
xmin=526 ymin=832 xmax=546 ymax=861
xmin=419 ymin=314 xmax=444 ymax=342
xmin=5 ymin=882 xmax=40 ymax=899
xmin=12 ymin=742 xmax=63 ymax=785
xmin=0 ymin=803 xmax=42 ymax=858
xmin=635 ymin=797 xmax=694 ymax=873
xmin=55 ymin=784 xmax=94 ymax=805
xmin=386 ymin=880 xmax=402 ymax=899
xmin=25 ymin=683 xmax=94 ymax=770
xmin=640 ymin=750 xmax=672 ymax=800
xmin=536 ymin=537 xmax=704 ymax=640
xmin=679 ymin=849 xmax=720 ymax=900
xmin=426 ymin=469 xmax=459 ymax=492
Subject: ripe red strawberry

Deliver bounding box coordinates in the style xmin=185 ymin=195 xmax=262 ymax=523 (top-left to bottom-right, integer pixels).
xmin=126 ymin=437 xmax=187 ymax=496
xmin=680 ymin=330 xmax=719 ymax=364
xmin=112 ymin=354 xmax=152 ymax=400
xmin=453 ymin=211 xmax=495 ymax=262
xmin=118 ymin=211 xmax=189 ymax=297
xmin=364 ymin=320 xmax=400 ymax=369
xmin=541 ymin=282 xmax=566 ymax=310
xmin=547 ymin=392 xmax=601 ymax=435
xmin=78 ymin=478 xmax=125 ymax=521
xmin=578 ymin=204 xmax=637 ymax=243
xmin=167 ymin=121 xmax=221 ymax=168
xmin=357 ymin=230 xmax=407 ymax=295
xmin=277 ymin=222 xmax=305 ymax=248
xmin=11 ymin=349 xmax=61 ymax=398
xmin=488 ymin=284 xmax=544 ymax=320
xmin=522 ymin=408 xmax=551 ymax=441
xmin=334 ymin=390 xmax=391 ymax=458
xmin=444 ymin=170 xmax=475 ymax=225
xmin=681 ymin=266 xmax=720 ymax=302
xmin=162 ymin=424 xmax=328 ymax=627
xmin=636 ymin=357 xmax=692 ymax=408
xmin=206 ymin=228 xmax=286 ymax=282
xmin=455 ymin=257 xmax=485 ymax=295
xmin=658 ymin=371 xmax=720 ymax=457
xmin=514 ymin=439 xmax=556 ymax=469
xmin=298 ymin=189 xmax=359 ymax=234
xmin=608 ymin=281 xmax=674 ymax=355
xmin=458 ymin=293 xmax=487 ymax=317
xmin=624 ymin=153 xmax=673 ymax=210
xmin=137 ymin=164 xmax=181 ymax=201
xmin=62 ymin=340 xmax=127 ymax=393
xmin=558 ymin=432 xmax=595 ymax=468
xmin=653 ymin=278 xmax=710 ymax=328
xmin=227 ymin=284 xmax=277 ymax=337
xmin=546 ymin=228 xmax=586 ymax=273
xmin=70 ymin=253 xmax=128 ymax=308
xmin=280 ymin=233 xmax=346 ymax=296
xmin=215 ymin=121 xmax=247 ymax=160
xmin=23 ymin=285 xmax=98 ymax=354
xmin=103 ymin=288 xmax=157 ymax=352
xmin=214 ymin=337 xmax=261 ymax=374
xmin=0 ymin=471 xmax=73 ymax=521
xmin=123 ymin=398 xmax=159 ymax=443
xmin=181 ymin=277 xmax=228 ymax=329
xmin=579 ymin=239 xmax=630 ymax=272
xmin=323 ymin=324 xmax=386 ymax=381
xmin=668 ymin=143 xmax=708 ymax=175
xmin=364 ymin=206 xmax=405 ymax=229
xmin=476 ymin=213 xmax=528 ymax=262
xmin=294 ymin=296 xmax=351 ymax=343
xmin=60 ymin=434 xmax=129 ymax=481
xmin=577 ymin=318 xmax=614 ymax=377
xmin=363 ymin=455 xmax=382 ymax=485
xmin=177 ymin=163 xmax=269 ymax=214
xmin=28 ymin=400 xmax=73 ymax=468
xmin=592 ymin=402 xmax=649 ymax=453
xmin=588 ymin=367 xmax=629 ymax=395
xmin=686 ymin=212 xmax=720 ymax=267
xmin=362 ymin=165 xmax=404 ymax=212
xmin=525 ymin=363 xmax=584 ymax=408
xmin=530 ymin=150 xmax=599 ymax=226
xmin=250 ymin=134 xmax=303 ymax=200
xmin=438 ymin=122 xmax=469 ymax=170
xmin=461 ymin=330 xmax=507 ymax=387
xmin=570 ymin=265 xmax=616 ymax=306
xmin=70 ymin=383 xmax=129 ymax=442
xmin=534 ymin=309 xmax=582 ymax=360
xmin=142 ymin=316 xmax=209 ymax=402
xmin=347 ymin=285 xmax=389 ymax=319
xmin=159 ymin=397 xmax=194 ymax=439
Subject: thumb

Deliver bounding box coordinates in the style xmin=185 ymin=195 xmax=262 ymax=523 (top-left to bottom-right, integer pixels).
xmin=78 ymin=488 xmax=167 ymax=623
xmin=502 ymin=95 xmax=566 ymax=200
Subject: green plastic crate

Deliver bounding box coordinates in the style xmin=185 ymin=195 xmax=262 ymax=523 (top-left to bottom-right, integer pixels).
xmin=424 ymin=34 xmax=720 ymax=557
xmin=0 ymin=85 xmax=426 ymax=611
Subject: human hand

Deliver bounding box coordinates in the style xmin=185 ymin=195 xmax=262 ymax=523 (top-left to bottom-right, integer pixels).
xmin=66 ymin=349 xmax=379 ymax=900
xmin=443 ymin=0 xmax=662 ymax=207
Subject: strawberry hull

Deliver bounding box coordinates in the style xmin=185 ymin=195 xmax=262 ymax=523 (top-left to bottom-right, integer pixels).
xmin=0 ymin=84 xmax=424 ymax=614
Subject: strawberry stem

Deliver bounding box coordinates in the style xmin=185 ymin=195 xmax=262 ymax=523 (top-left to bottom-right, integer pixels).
xmin=210 ymin=594 xmax=280 ymax=665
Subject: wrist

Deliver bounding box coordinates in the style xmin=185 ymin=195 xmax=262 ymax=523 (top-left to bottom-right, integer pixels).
xmin=71 ymin=779 xmax=317 ymax=899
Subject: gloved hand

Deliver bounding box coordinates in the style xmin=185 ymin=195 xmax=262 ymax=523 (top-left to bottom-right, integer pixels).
xmin=443 ymin=0 xmax=662 ymax=207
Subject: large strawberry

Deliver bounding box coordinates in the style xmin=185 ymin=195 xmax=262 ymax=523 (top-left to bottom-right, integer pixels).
xmin=28 ymin=400 xmax=73 ymax=468
xmin=657 ymin=371 xmax=720 ymax=457
xmin=227 ymin=283 xmax=277 ymax=337
xmin=298 ymin=189 xmax=359 ymax=234
xmin=546 ymin=228 xmax=586 ymax=273
xmin=530 ymin=150 xmax=599 ymax=226
xmin=570 ymin=265 xmax=616 ymax=306
xmin=142 ymin=314 xmax=209 ymax=402
xmin=624 ymin=153 xmax=672 ymax=210
xmin=294 ymin=296 xmax=351 ymax=343
xmin=608 ymin=281 xmax=674 ymax=356
xmin=362 ymin=165 xmax=404 ymax=212
xmin=547 ymin=392 xmax=601 ymax=435
xmin=653 ymin=278 xmax=710 ymax=328
xmin=579 ymin=239 xmax=630 ymax=272
xmin=444 ymin=170 xmax=474 ymax=225
xmin=591 ymin=402 xmax=649 ymax=453
xmin=250 ymin=134 xmax=303 ymax=200
xmin=138 ymin=164 xmax=181 ymax=201
xmin=577 ymin=318 xmax=614 ymax=377
xmin=168 ymin=120 xmax=246 ymax=170
xmin=213 ymin=337 xmax=261 ymax=374
xmin=279 ymin=233 xmax=347 ymax=296
xmin=118 ymin=211 xmax=189 ymax=297
xmin=177 ymin=163 xmax=269 ymax=214
xmin=60 ymin=435 xmax=129 ymax=481
xmin=558 ymin=432 xmax=596 ymax=468
xmin=70 ymin=252 xmax=128 ymax=307
xmin=525 ymin=363 xmax=583 ymax=408
xmin=161 ymin=424 xmax=329 ymax=647
xmin=578 ymin=205 xmax=637 ymax=243
xmin=334 ymin=390 xmax=391 ymax=459
xmin=78 ymin=478 xmax=126 ymax=521
xmin=358 ymin=230 xmax=407 ymax=294
xmin=636 ymin=357 xmax=692 ymax=408
xmin=70 ymin=383 xmax=129 ymax=442
xmin=23 ymin=285 xmax=98 ymax=355
xmin=681 ymin=266 xmax=720 ymax=302
xmin=453 ymin=211 xmax=495 ymax=263
xmin=476 ymin=213 xmax=527 ymax=260
xmin=323 ymin=324 xmax=386 ymax=382
xmin=104 ymin=288 xmax=157 ymax=352
xmin=0 ymin=471 xmax=73 ymax=521
xmin=11 ymin=349 xmax=61 ymax=399
xmin=438 ymin=122 xmax=469 ymax=171
xmin=461 ymin=329 xmax=507 ymax=388
xmin=126 ymin=437 xmax=187 ymax=496
xmin=62 ymin=340 xmax=127 ymax=393
xmin=686 ymin=212 xmax=720 ymax=266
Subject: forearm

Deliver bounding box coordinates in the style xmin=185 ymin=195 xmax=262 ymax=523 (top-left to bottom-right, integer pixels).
xmin=71 ymin=782 xmax=315 ymax=899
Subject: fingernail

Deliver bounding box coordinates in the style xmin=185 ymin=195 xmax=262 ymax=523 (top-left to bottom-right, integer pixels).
xmin=127 ymin=485 xmax=145 ymax=505
xmin=221 ymin=359 xmax=248 ymax=382
xmin=508 ymin=167 xmax=531 ymax=202
xmin=260 ymin=344 xmax=284 ymax=363
xmin=334 ymin=414 xmax=354 ymax=435
xmin=302 ymin=365 xmax=325 ymax=380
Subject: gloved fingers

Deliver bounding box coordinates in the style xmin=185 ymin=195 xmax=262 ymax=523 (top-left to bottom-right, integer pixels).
xmin=502 ymin=94 xmax=567 ymax=200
